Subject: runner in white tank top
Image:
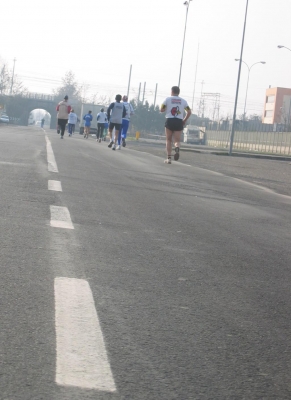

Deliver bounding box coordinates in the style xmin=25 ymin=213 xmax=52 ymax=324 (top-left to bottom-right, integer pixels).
xmin=160 ymin=86 xmax=191 ymax=164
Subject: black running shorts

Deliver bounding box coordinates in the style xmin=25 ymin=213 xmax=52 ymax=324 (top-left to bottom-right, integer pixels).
xmin=165 ymin=118 xmax=184 ymax=132
xmin=109 ymin=122 xmax=121 ymax=131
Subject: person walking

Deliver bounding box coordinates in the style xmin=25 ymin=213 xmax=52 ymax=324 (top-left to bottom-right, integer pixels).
xmin=56 ymin=95 xmax=71 ymax=139
xmin=160 ymin=86 xmax=191 ymax=164
xmin=107 ymin=95 xmax=126 ymax=150
xmin=68 ymin=109 xmax=78 ymax=136
xmin=117 ymin=95 xmax=134 ymax=149
xmin=41 ymin=117 xmax=45 ymax=128
xmin=83 ymin=110 xmax=93 ymax=139
xmin=96 ymin=108 xmax=108 ymax=142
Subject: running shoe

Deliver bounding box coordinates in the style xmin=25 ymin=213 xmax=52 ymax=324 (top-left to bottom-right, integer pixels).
xmin=164 ymin=158 xmax=171 ymax=164
xmin=108 ymin=141 xmax=113 ymax=148
xmin=112 ymin=144 xmax=116 ymax=150
xmin=122 ymin=138 xmax=126 ymax=147
xmin=117 ymin=145 xmax=121 ymax=150
xmin=174 ymin=147 xmax=180 ymax=161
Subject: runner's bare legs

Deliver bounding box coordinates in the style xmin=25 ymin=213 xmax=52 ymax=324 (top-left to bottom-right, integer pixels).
xmin=108 ymin=128 xmax=113 ymax=142
xmin=165 ymin=128 xmax=173 ymax=157
xmin=165 ymin=128 xmax=182 ymax=159
xmin=173 ymin=130 xmax=182 ymax=149
xmin=108 ymin=128 xmax=119 ymax=144
xmin=114 ymin=130 xmax=120 ymax=145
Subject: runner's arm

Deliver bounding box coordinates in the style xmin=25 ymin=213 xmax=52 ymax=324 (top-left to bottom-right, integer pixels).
xmin=183 ymin=106 xmax=191 ymax=125
xmin=160 ymin=100 xmax=167 ymax=113
xmin=107 ymin=103 xmax=114 ymax=120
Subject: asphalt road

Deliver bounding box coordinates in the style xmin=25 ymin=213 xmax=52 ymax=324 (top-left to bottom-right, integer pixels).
xmin=128 ymin=139 xmax=291 ymax=197
xmin=1 ymin=125 xmax=291 ymax=400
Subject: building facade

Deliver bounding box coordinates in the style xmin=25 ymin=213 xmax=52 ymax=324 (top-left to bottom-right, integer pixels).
xmin=263 ymin=87 xmax=291 ymax=125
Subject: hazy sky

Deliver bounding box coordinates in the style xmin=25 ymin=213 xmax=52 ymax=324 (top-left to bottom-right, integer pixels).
xmin=1 ymin=0 xmax=290 ymax=118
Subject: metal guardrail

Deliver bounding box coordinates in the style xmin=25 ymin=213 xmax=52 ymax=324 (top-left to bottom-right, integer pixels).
xmin=206 ymin=130 xmax=291 ymax=155
xmin=22 ymin=93 xmax=55 ymax=101
xmin=127 ymin=128 xmax=291 ymax=156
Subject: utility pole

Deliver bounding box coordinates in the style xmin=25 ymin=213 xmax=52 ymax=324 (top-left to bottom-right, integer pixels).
xmin=153 ymin=83 xmax=158 ymax=107
xmin=198 ymin=80 xmax=204 ymax=117
xmin=127 ymin=64 xmax=132 ymax=99
xmin=142 ymin=82 xmax=146 ymax=104
xmin=191 ymin=43 xmax=200 ymax=113
xmin=9 ymin=58 xmax=16 ymax=95
xmin=137 ymin=82 xmax=141 ymax=103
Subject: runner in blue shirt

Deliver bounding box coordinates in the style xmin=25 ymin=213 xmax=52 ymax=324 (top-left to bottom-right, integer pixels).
xmin=83 ymin=111 xmax=93 ymax=139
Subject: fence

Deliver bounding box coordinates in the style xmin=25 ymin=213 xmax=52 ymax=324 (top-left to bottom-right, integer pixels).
xmin=127 ymin=122 xmax=291 ymax=156
xmin=206 ymin=129 xmax=291 ymax=156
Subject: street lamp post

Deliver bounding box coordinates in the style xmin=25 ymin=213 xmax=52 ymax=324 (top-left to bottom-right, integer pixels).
xmin=229 ymin=0 xmax=249 ymax=156
xmin=178 ymin=0 xmax=192 ymax=88
xmin=235 ymin=59 xmax=266 ymax=120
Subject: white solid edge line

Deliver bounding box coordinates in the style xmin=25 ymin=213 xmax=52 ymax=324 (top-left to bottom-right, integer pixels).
xmin=54 ymin=277 xmax=116 ymax=391
xmin=48 ymin=180 xmax=62 ymax=192
xmin=45 ymin=135 xmax=59 ymax=173
xmin=50 ymin=205 xmax=74 ymax=230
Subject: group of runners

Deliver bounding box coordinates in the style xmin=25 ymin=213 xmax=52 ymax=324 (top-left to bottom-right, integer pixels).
xmin=56 ymin=86 xmax=191 ymax=163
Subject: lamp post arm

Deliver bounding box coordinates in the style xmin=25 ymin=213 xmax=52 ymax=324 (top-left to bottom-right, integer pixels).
xmin=249 ymin=61 xmax=263 ymax=70
xmin=241 ymin=60 xmax=249 ymax=70
xmin=279 ymin=45 xmax=291 ymax=52
xmin=243 ymin=62 xmax=264 ymax=118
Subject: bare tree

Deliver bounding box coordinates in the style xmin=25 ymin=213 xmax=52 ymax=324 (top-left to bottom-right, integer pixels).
xmin=53 ymin=71 xmax=82 ymax=102
xmin=0 ymin=63 xmax=10 ymax=94
xmin=0 ymin=59 xmax=27 ymax=95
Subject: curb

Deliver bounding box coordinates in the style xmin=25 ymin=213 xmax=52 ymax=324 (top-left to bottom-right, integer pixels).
xmin=181 ymin=148 xmax=291 ymax=161
xmin=134 ymin=138 xmax=291 ymax=162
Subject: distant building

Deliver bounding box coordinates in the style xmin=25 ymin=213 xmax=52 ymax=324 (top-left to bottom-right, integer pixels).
xmin=263 ymin=87 xmax=291 ymax=125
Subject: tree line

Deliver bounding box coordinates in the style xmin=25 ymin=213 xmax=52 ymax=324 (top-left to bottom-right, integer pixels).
xmin=1 ymin=58 xmax=262 ymax=133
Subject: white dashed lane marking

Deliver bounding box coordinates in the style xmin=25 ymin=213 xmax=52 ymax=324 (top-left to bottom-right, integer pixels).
xmin=50 ymin=206 xmax=74 ymax=229
xmin=54 ymin=277 xmax=116 ymax=391
xmin=48 ymin=180 xmax=62 ymax=192
xmin=45 ymin=135 xmax=59 ymax=173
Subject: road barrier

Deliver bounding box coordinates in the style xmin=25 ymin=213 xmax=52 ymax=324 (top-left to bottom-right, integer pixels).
xmin=206 ymin=130 xmax=291 ymax=155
